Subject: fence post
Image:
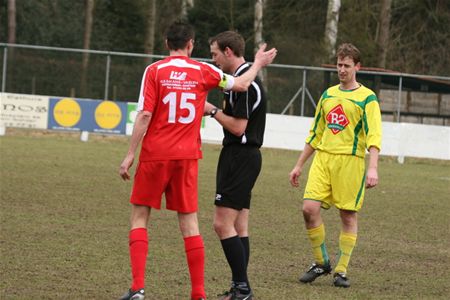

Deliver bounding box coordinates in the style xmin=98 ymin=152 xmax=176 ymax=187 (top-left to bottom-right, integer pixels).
xmin=104 ymin=54 xmax=111 ymax=100
xmin=301 ymin=69 xmax=306 ymax=116
xmin=2 ymin=47 xmax=7 ymax=92
xmin=396 ymin=76 xmax=403 ymax=122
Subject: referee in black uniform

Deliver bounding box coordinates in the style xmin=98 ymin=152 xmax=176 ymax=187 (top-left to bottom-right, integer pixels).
xmin=205 ymin=31 xmax=266 ymax=300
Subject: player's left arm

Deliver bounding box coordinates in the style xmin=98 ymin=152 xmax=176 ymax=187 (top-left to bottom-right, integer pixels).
xmin=366 ymin=146 xmax=379 ymax=188
xmin=364 ymin=96 xmax=382 ymax=188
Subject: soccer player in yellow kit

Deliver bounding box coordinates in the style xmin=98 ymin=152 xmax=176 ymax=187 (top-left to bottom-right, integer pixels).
xmin=289 ymin=43 xmax=382 ymax=288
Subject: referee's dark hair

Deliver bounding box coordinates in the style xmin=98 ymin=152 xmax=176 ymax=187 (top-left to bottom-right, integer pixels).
xmin=165 ymin=21 xmax=195 ymax=51
xmin=209 ymin=31 xmax=245 ymax=57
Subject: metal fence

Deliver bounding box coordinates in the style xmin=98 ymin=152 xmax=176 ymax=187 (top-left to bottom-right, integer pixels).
xmin=1 ymin=43 xmax=450 ymax=125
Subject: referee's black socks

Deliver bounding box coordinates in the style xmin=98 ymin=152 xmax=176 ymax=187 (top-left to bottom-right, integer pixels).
xmin=240 ymin=236 xmax=250 ymax=267
xmin=220 ymin=235 xmax=251 ymax=293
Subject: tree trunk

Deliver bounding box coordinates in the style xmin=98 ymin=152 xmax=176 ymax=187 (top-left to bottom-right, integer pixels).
xmin=7 ymin=0 xmax=16 ymax=44
xmin=80 ymin=0 xmax=95 ymax=97
xmin=324 ymin=0 xmax=340 ymax=63
xmin=181 ymin=0 xmax=194 ymax=20
xmin=376 ymin=0 xmax=392 ymax=69
xmin=254 ymin=0 xmax=264 ymax=52
xmin=144 ymin=0 xmax=156 ymax=65
xmin=229 ymin=0 xmax=235 ymax=30
xmin=254 ymin=0 xmax=266 ymax=83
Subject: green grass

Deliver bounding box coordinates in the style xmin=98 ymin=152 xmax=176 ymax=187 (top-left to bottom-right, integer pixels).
xmin=1 ymin=129 xmax=450 ymax=299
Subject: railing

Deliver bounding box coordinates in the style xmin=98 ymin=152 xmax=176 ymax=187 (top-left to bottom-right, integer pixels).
xmin=1 ymin=43 xmax=449 ymax=125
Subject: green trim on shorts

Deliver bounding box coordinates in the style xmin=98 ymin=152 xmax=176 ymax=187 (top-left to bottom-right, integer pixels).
xmin=303 ymin=198 xmax=331 ymax=210
xmin=354 ymin=172 xmax=366 ymax=208
xmin=303 ymin=198 xmax=322 ymax=203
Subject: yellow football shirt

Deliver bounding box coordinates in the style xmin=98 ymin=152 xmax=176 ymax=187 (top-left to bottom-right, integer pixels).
xmin=306 ymin=84 xmax=382 ymax=157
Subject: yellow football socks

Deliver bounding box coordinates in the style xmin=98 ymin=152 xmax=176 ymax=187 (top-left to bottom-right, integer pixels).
xmin=307 ymin=223 xmax=329 ymax=265
xmin=335 ymin=231 xmax=357 ymax=274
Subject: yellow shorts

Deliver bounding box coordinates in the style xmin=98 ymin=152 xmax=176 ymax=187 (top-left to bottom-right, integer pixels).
xmin=304 ymin=151 xmax=366 ymax=211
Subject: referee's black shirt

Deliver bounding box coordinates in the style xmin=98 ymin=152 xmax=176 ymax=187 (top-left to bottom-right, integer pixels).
xmin=221 ymin=63 xmax=266 ymax=148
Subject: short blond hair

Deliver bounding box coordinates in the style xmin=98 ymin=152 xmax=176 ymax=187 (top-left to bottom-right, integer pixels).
xmin=336 ymin=43 xmax=361 ymax=64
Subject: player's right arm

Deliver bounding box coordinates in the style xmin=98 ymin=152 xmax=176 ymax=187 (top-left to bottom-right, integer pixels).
xmin=119 ymin=111 xmax=152 ymax=180
xmin=119 ymin=65 xmax=156 ymax=180
xmin=289 ymin=143 xmax=315 ymax=187
xmin=305 ymin=95 xmax=325 ymax=148
xmin=289 ymin=94 xmax=325 ymax=187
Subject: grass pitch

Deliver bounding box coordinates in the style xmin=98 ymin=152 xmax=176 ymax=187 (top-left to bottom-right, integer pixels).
xmin=1 ymin=129 xmax=449 ymax=299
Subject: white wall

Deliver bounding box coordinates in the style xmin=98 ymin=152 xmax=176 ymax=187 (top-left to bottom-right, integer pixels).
xmin=2 ymin=90 xmax=448 ymax=160
xmin=201 ymin=113 xmax=450 ymax=160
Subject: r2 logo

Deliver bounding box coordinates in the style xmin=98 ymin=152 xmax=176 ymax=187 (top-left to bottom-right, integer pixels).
xmin=162 ymin=92 xmax=196 ymax=124
xmin=326 ymin=104 xmax=349 ymax=134
xmin=329 ymin=113 xmax=346 ymax=124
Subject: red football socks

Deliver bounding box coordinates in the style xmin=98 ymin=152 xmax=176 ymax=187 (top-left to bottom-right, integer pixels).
xmin=129 ymin=228 xmax=148 ymax=291
xmin=184 ymin=235 xmax=206 ymax=299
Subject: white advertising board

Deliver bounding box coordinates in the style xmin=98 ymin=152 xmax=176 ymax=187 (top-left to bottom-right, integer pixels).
xmin=0 ymin=93 xmax=49 ymax=129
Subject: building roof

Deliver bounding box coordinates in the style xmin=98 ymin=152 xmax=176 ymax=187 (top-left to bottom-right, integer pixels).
xmin=321 ymin=64 xmax=450 ymax=94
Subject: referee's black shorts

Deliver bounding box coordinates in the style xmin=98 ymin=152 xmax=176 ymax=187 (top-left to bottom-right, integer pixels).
xmin=214 ymin=144 xmax=262 ymax=210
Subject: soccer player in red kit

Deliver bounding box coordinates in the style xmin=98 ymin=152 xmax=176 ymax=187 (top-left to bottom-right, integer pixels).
xmin=118 ymin=21 xmax=277 ymax=300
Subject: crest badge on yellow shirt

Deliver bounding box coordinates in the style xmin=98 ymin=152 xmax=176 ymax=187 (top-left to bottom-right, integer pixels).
xmin=326 ymin=104 xmax=349 ymax=134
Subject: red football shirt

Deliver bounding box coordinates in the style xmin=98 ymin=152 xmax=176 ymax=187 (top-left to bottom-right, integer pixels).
xmin=136 ymin=56 xmax=232 ymax=161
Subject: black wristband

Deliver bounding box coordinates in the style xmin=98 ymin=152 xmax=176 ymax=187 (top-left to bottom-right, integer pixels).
xmin=210 ymin=108 xmax=220 ymax=118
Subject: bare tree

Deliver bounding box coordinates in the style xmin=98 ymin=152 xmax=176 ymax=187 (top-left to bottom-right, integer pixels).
xmin=376 ymin=0 xmax=392 ymax=68
xmin=7 ymin=0 xmax=16 ymax=44
xmin=144 ymin=0 xmax=156 ymax=65
xmin=80 ymin=0 xmax=95 ymax=97
xmin=324 ymin=0 xmax=340 ymax=62
xmin=181 ymin=0 xmax=194 ymax=20
xmin=254 ymin=0 xmax=264 ymax=52
xmin=229 ymin=0 xmax=235 ymax=29
xmin=254 ymin=0 xmax=266 ymax=82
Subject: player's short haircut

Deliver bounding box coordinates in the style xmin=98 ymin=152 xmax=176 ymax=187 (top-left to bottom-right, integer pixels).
xmin=336 ymin=43 xmax=361 ymax=65
xmin=165 ymin=21 xmax=195 ymax=51
xmin=209 ymin=31 xmax=245 ymax=57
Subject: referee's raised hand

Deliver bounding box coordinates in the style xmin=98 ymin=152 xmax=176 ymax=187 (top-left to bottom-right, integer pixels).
xmin=254 ymin=43 xmax=277 ymax=67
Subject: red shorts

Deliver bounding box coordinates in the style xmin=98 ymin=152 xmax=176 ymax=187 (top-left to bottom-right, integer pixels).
xmin=130 ymin=159 xmax=198 ymax=213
